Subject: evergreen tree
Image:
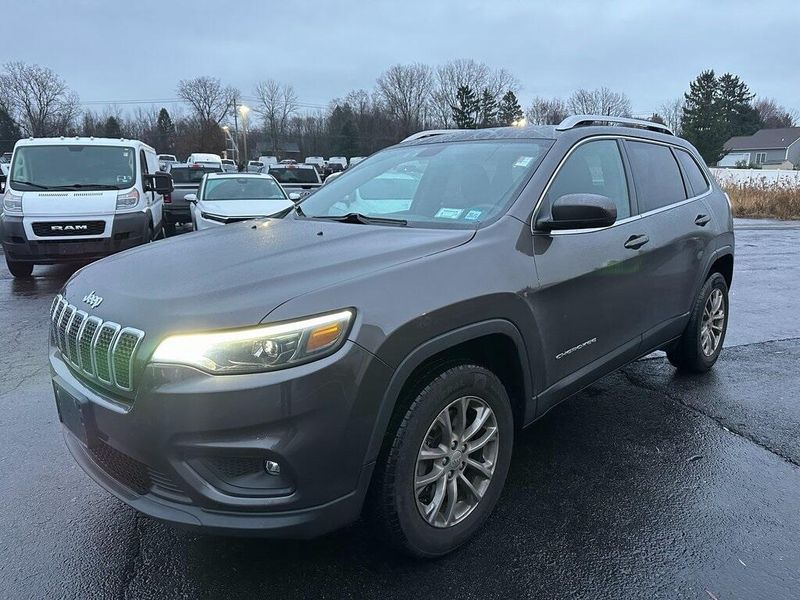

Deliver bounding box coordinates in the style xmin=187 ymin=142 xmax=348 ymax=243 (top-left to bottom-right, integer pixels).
xmin=717 ymin=73 xmax=760 ymax=141
xmin=682 ymin=70 xmax=724 ymax=164
xmin=103 ymin=116 xmax=122 ymax=138
xmin=452 ymin=85 xmax=478 ymax=129
xmin=156 ymin=108 xmax=177 ymax=153
xmin=478 ymin=88 xmax=497 ymax=128
xmin=329 ymin=104 xmax=358 ymax=157
xmin=497 ymin=90 xmax=524 ymax=126
xmin=0 ymin=106 xmax=21 ymax=153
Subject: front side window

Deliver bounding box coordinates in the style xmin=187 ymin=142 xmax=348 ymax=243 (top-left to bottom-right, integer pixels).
xmin=202 ymin=177 xmax=286 ymax=200
xmin=10 ymin=145 xmax=136 ymax=191
xmin=675 ymin=148 xmax=710 ymax=197
xmin=626 ymin=141 xmax=687 ymax=213
xmin=546 ymin=139 xmax=631 ymax=220
xmin=298 ymin=140 xmax=552 ymax=228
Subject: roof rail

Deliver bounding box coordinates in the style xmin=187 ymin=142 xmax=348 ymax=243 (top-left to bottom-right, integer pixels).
xmin=400 ymin=129 xmax=472 ymax=143
xmin=556 ymin=115 xmax=674 ymax=136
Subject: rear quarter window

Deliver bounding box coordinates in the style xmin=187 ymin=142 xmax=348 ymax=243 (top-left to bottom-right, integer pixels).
xmin=626 ymin=141 xmax=687 ymax=213
xmin=674 ymin=148 xmax=710 ymax=197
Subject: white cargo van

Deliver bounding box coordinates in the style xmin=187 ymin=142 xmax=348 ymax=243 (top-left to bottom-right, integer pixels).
xmin=0 ymin=137 xmax=173 ymax=278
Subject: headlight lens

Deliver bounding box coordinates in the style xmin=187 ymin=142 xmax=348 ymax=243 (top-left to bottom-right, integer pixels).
xmin=116 ymin=188 xmax=140 ymax=209
xmin=151 ymin=309 xmax=354 ymax=374
xmin=3 ymin=190 xmax=22 ymax=213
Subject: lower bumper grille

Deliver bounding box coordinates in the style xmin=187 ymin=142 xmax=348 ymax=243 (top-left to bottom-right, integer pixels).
xmin=33 ymin=220 xmax=105 ymax=236
xmin=89 ymin=441 xmax=150 ymax=494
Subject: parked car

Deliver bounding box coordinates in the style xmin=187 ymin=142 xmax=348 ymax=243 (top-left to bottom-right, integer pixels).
xmin=268 ymin=163 xmax=322 ymax=197
xmin=1 ymin=137 xmax=172 ymax=277
xmin=158 ymin=154 xmax=178 ymax=171
xmin=47 ymin=116 xmax=734 ymax=557
xmin=0 ymin=160 xmax=9 ymax=193
xmin=304 ymin=156 xmax=325 ymax=171
xmin=328 ymin=156 xmax=348 ymax=169
xmin=349 ymin=156 xmax=366 ymax=167
xmin=163 ymin=163 xmax=223 ymax=235
xmin=186 ymin=172 xmax=296 ymax=230
xmin=246 ymin=160 xmax=264 ymax=173
xmin=221 ymin=158 xmax=238 ymax=173
xmin=258 ymin=155 xmax=279 ymax=169
xmin=186 ymin=153 xmax=223 ymax=168
xmin=279 ymin=159 xmax=297 ymax=165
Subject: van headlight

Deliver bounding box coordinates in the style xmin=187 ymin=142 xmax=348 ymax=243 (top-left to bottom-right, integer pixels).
xmin=116 ymin=189 xmax=140 ymax=209
xmin=2 ymin=190 xmax=22 ymax=213
xmin=151 ymin=309 xmax=354 ymax=374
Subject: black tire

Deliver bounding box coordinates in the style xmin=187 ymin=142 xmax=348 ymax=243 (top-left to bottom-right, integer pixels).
xmin=164 ymin=221 xmax=176 ymax=237
xmin=5 ymin=257 xmax=33 ymax=278
xmin=667 ymin=272 xmax=729 ymax=373
xmin=366 ymin=364 xmax=514 ymax=558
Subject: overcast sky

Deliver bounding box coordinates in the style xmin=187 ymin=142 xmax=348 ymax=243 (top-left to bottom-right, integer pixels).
xmin=7 ymin=0 xmax=800 ymax=117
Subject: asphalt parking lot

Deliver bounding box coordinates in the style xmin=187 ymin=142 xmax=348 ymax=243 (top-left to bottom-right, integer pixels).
xmin=1 ymin=219 xmax=798 ymax=600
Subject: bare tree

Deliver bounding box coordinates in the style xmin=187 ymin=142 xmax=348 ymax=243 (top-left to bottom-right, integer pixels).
xmin=376 ymin=63 xmax=434 ymax=137
xmin=0 ymin=61 xmax=80 ymax=136
xmin=431 ymin=59 xmax=519 ymax=127
xmin=253 ymin=79 xmax=298 ymax=154
xmin=176 ymin=76 xmax=236 ymax=126
xmin=754 ymin=97 xmax=796 ymax=129
xmin=567 ymin=87 xmax=631 ymax=117
xmin=527 ymin=96 xmax=569 ymax=125
xmin=658 ymin=98 xmax=684 ymax=135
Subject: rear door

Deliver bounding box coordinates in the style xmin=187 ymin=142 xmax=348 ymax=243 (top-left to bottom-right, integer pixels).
xmin=531 ymin=138 xmax=652 ymax=396
xmin=623 ymin=139 xmax=713 ymax=346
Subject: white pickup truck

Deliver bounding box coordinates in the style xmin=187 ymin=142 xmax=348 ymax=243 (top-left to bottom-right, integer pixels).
xmin=0 ymin=137 xmax=173 ymax=278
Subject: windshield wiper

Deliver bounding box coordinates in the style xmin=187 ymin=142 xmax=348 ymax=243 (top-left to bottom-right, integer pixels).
xmin=52 ymin=183 xmax=119 ymax=190
xmin=9 ymin=179 xmax=50 ymax=190
xmin=309 ymin=212 xmax=407 ymax=226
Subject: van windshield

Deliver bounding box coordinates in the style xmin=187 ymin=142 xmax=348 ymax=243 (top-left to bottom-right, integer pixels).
xmin=10 ymin=145 xmax=136 ymax=191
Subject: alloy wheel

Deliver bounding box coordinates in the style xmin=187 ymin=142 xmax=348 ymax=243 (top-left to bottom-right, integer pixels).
xmin=701 ymin=288 xmax=725 ymax=356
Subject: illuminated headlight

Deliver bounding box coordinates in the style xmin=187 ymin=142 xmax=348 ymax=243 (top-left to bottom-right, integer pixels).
xmin=2 ymin=190 xmax=22 ymax=213
xmin=116 ymin=189 xmax=140 ymax=209
xmin=151 ymin=309 xmax=354 ymax=374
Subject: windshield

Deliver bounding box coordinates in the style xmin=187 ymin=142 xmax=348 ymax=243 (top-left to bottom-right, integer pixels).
xmin=159 ymin=155 xmax=176 ymax=162
xmin=203 ymin=177 xmax=286 ymax=200
xmin=9 ymin=145 xmax=135 ymax=190
xmin=170 ymin=166 xmax=222 ymax=183
xmin=298 ymin=140 xmax=552 ymax=227
xmin=269 ymin=167 xmax=320 ymax=184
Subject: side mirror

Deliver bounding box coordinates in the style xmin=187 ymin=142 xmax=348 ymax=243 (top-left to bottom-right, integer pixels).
xmin=288 ymin=192 xmax=301 ymax=201
xmin=536 ymin=193 xmax=617 ymax=231
xmin=185 ymin=193 xmax=197 ymax=204
xmin=145 ymin=172 xmax=174 ymax=195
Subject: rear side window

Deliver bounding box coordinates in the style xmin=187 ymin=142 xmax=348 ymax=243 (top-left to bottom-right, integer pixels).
xmin=675 ymin=149 xmax=710 ymax=197
xmin=626 ymin=141 xmax=687 ymax=212
xmin=547 ymin=139 xmax=631 ymax=220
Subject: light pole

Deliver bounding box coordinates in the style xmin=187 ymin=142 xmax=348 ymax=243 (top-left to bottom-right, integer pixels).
xmin=221 ymin=125 xmax=239 ymax=163
xmin=238 ymin=105 xmax=250 ymax=163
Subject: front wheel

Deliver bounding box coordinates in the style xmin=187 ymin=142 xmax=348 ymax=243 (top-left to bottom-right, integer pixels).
xmin=366 ymin=364 xmax=514 ymax=557
xmin=5 ymin=256 xmax=33 ymax=278
xmin=668 ymin=272 xmax=729 ymax=373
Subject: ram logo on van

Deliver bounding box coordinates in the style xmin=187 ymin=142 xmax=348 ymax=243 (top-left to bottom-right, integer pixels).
xmin=51 ymin=224 xmax=88 ymax=232
xmin=82 ymin=290 xmax=104 ymax=309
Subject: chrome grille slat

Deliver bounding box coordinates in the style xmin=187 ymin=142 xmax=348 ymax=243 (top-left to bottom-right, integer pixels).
xmin=49 ymin=295 xmax=145 ymax=393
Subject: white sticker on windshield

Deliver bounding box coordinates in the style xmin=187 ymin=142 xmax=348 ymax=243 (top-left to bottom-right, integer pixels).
xmin=514 ymin=156 xmax=534 ymax=168
xmin=435 ymin=207 xmax=463 ymax=219
xmin=464 ymin=209 xmax=482 ymax=221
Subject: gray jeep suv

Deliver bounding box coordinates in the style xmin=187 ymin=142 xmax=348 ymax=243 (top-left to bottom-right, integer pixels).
xmin=48 ymin=116 xmax=733 ymax=557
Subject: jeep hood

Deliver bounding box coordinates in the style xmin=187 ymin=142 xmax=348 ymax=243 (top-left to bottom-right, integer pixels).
xmin=62 ymin=216 xmax=475 ymax=335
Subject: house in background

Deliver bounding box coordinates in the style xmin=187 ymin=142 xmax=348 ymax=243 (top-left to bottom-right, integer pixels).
xmin=718 ymin=127 xmax=800 ymax=169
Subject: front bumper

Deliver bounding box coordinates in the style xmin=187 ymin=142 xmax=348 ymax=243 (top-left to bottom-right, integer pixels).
xmin=1 ymin=213 xmax=149 ymax=264
xmin=50 ymin=340 xmax=391 ymax=537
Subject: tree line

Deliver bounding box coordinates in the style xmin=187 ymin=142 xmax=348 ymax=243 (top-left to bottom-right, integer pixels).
xmin=0 ymin=59 xmax=796 ymax=166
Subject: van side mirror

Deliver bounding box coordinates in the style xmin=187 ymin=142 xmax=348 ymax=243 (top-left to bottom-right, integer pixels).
xmin=145 ymin=172 xmax=174 ymax=195
xmin=536 ymin=193 xmax=617 ymax=231
xmin=288 ymin=192 xmax=301 ymax=201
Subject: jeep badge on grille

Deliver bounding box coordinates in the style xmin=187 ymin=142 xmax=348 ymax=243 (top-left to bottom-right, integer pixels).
xmin=82 ymin=290 xmax=104 ymax=309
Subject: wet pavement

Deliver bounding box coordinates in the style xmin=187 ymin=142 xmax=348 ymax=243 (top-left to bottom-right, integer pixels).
xmin=1 ymin=220 xmax=798 ymax=599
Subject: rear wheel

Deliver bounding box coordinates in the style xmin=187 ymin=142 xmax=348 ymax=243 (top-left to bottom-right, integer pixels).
xmin=5 ymin=256 xmax=33 ymax=278
xmin=366 ymin=364 xmax=514 ymax=557
xmin=164 ymin=221 xmax=176 ymax=237
xmin=667 ymin=272 xmax=729 ymax=373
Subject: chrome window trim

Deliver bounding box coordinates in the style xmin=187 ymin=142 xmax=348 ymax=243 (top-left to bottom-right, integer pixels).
xmin=531 ymin=135 xmax=714 ymax=236
xmin=111 ymin=327 xmax=145 ymax=392
xmin=93 ymin=322 xmax=121 ymax=385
